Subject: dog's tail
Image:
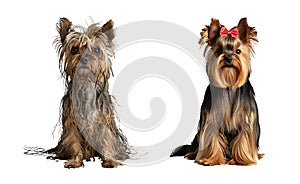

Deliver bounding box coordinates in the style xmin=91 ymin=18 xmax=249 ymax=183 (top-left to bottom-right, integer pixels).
xmin=170 ymin=133 xmax=199 ymax=157
xmin=24 ymin=146 xmax=49 ymax=156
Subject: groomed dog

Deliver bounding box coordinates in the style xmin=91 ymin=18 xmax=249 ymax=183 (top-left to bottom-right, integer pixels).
xmin=171 ymin=18 xmax=263 ymax=165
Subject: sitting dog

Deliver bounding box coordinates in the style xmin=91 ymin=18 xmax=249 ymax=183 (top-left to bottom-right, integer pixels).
xmin=48 ymin=18 xmax=129 ymax=168
xmin=171 ymin=18 xmax=264 ymax=165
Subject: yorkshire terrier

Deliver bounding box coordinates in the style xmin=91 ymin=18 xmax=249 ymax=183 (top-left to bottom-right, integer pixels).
xmin=171 ymin=18 xmax=264 ymax=165
xmin=47 ymin=18 xmax=129 ymax=168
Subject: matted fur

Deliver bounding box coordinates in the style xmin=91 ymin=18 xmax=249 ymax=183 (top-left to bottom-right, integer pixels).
xmin=171 ymin=18 xmax=263 ymax=165
xmin=48 ymin=18 xmax=129 ymax=168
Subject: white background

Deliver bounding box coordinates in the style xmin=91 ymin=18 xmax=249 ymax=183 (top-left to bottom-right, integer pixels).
xmin=1 ymin=0 xmax=300 ymax=183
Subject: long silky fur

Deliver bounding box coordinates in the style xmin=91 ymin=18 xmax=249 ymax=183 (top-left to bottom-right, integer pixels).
xmin=171 ymin=18 xmax=262 ymax=165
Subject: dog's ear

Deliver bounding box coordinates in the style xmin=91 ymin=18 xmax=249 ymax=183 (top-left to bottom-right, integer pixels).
xmin=237 ymin=18 xmax=258 ymax=44
xmin=200 ymin=18 xmax=222 ymax=46
xmin=199 ymin=25 xmax=209 ymax=45
xmin=102 ymin=19 xmax=115 ymax=41
xmin=57 ymin=17 xmax=73 ymax=44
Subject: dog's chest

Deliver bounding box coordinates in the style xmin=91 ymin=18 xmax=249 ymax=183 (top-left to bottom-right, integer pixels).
xmin=212 ymin=89 xmax=247 ymax=132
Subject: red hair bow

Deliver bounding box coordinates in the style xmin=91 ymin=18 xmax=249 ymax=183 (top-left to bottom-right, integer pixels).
xmin=220 ymin=27 xmax=239 ymax=37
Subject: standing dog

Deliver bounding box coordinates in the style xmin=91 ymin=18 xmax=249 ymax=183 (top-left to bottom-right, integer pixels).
xmin=48 ymin=18 xmax=129 ymax=168
xmin=171 ymin=18 xmax=263 ymax=165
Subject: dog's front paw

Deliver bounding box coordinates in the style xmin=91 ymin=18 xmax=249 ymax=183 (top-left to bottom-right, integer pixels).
xmin=227 ymin=159 xmax=237 ymax=165
xmin=196 ymin=158 xmax=225 ymax=166
xmin=101 ymin=159 xmax=121 ymax=168
xmin=227 ymin=158 xmax=256 ymax=166
xmin=64 ymin=159 xmax=84 ymax=168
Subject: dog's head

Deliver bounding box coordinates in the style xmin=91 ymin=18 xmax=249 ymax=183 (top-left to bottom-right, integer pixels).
xmin=200 ymin=18 xmax=258 ymax=89
xmin=55 ymin=18 xmax=115 ymax=84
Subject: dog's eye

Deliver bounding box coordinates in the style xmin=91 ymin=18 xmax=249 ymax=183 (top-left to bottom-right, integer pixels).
xmin=93 ymin=47 xmax=100 ymax=55
xmin=71 ymin=46 xmax=78 ymax=55
xmin=235 ymin=49 xmax=241 ymax=54
xmin=216 ymin=48 xmax=223 ymax=55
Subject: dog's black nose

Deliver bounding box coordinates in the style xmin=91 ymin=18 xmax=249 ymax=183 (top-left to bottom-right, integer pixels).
xmin=224 ymin=56 xmax=232 ymax=64
xmin=80 ymin=56 xmax=88 ymax=65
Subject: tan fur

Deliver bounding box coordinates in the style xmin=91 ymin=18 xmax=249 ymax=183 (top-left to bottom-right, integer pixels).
xmin=183 ymin=18 xmax=262 ymax=166
xmin=48 ymin=18 xmax=129 ymax=168
xmin=195 ymin=89 xmax=260 ymax=165
xmin=204 ymin=33 xmax=251 ymax=89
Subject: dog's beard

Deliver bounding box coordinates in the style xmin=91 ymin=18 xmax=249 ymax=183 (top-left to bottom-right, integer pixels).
xmin=221 ymin=67 xmax=239 ymax=87
xmin=72 ymin=67 xmax=128 ymax=160
xmin=72 ymin=68 xmax=110 ymax=155
xmin=72 ymin=68 xmax=100 ymax=146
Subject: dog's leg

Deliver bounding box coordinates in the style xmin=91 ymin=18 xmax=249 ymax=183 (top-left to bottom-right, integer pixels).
xmin=195 ymin=132 xmax=227 ymax=166
xmin=98 ymin=127 xmax=122 ymax=168
xmin=64 ymin=151 xmax=84 ymax=168
xmin=61 ymin=118 xmax=84 ymax=168
xmin=228 ymin=106 xmax=260 ymax=165
xmin=228 ymin=128 xmax=257 ymax=165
